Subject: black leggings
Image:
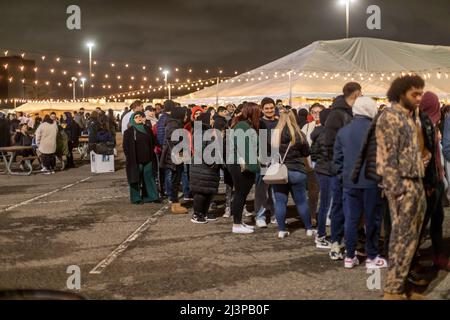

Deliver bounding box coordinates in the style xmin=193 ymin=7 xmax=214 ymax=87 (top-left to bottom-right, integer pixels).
xmin=170 ymin=165 xmax=183 ymax=202
xmin=193 ymin=193 xmax=214 ymax=215
xmin=228 ymin=164 xmax=255 ymax=225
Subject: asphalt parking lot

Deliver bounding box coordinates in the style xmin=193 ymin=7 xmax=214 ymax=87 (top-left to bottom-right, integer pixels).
xmin=0 ymin=139 xmax=448 ymax=300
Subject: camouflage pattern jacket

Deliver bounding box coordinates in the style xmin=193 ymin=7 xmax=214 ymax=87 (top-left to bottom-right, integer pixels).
xmin=375 ymin=104 xmax=425 ymax=198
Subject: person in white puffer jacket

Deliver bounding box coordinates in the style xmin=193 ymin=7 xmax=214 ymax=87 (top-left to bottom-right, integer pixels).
xmin=35 ymin=115 xmax=58 ymax=173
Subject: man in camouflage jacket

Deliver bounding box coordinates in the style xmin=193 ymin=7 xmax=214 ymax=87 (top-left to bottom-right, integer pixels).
xmin=376 ymin=75 xmax=427 ymax=300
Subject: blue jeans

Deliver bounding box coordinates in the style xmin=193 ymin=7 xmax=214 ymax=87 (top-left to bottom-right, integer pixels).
xmin=316 ymin=173 xmax=332 ymax=238
xmin=343 ymin=187 xmax=383 ymax=259
xmin=272 ymin=170 xmax=312 ymax=232
xmin=254 ymin=173 xmax=274 ymax=222
xmin=330 ymin=176 xmax=345 ymax=244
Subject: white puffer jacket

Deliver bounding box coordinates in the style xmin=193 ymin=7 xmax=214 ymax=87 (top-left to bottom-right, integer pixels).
xmin=35 ymin=122 xmax=58 ymax=154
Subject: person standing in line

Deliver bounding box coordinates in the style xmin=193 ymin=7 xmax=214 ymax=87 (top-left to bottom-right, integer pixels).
xmin=190 ymin=112 xmax=220 ymax=223
xmin=255 ymin=97 xmax=278 ymax=228
xmin=376 ymin=75 xmax=427 ymax=300
xmin=123 ymin=111 xmax=159 ymax=205
xmin=310 ymin=108 xmax=333 ymax=249
xmin=160 ymin=107 xmax=189 ymax=214
xmin=334 ymin=97 xmax=387 ymax=269
xmin=271 ymin=110 xmax=314 ymax=239
xmin=228 ymin=103 xmax=261 ymax=234
xmin=323 ymin=82 xmax=362 ymax=260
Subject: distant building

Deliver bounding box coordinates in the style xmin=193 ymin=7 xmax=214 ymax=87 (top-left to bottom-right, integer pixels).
xmin=0 ymin=56 xmax=37 ymax=101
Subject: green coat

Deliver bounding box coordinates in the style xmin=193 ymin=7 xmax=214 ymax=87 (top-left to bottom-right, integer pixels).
xmin=232 ymin=121 xmax=260 ymax=174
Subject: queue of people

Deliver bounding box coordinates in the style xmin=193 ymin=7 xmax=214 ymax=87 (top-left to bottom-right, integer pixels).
xmin=121 ymin=75 xmax=449 ymax=300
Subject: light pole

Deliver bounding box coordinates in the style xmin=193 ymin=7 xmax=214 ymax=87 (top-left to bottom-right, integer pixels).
xmin=86 ymin=41 xmax=95 ymax=97
xmin=163 ymin=70 xmax=171 ymax=100
xmin=340 ymin=0 xmax=352 ymax=38
xmin=71 ymin=77 xmax=78 ymax=100
xmin=81 ymin=77 xmax=86 ymax=99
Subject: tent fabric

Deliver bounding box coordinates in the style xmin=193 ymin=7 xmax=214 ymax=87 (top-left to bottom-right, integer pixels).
xmin=178 ymin=37 xmax=450 ymax=105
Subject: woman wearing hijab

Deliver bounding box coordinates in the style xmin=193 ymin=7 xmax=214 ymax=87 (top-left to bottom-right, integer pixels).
xmin=123 ymin=111 xmax=159 ymax=205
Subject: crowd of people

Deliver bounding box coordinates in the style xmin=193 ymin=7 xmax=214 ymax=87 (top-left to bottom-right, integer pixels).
xmin=0 ymin=107 xmax=117 ymax=173
xmin=120 ymin=75 xmax=449 ymax=300
xmin=1 ymin=74 xmax=449 ymax=300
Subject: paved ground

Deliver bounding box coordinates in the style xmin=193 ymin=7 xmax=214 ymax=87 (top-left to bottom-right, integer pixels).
xmin=0 ymin=138 xmax=449 ymax=300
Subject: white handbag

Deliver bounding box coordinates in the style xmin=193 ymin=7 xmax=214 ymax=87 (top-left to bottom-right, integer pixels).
xmin=263 ymin=143 xmax=292 ymax=185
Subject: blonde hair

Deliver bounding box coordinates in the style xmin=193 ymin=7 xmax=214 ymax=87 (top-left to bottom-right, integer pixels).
xmin=272 ymin=110 xmax=304 ymax=149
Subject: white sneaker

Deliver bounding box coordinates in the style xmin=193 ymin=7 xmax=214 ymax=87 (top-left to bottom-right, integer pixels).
xmin=366 ymin=256 xmax=388 ymax=269
xmin=306 ymin=229 xmax=317 ymax=237
xmin=40 ymin=168 xmax=51 ymax=175
xmin=242 ymin=223 xmax=255 ymax=230
xmin=329 ymin=242 xmax=344 ymax=260
xmin=243 ymin=207 xmax=255 ymax=217
xmin=278 ymin=231 xmax=290 ymax=239
xmin=315 ymin=236 xmax=332 ymax=249
xmin=223 ymin=207 xmax=231 ymax=218
xmin=232 ymin=225 xmax=254 ymax=234
xmin=270 ymin=216 xmax=278 ymax=225
xmin=344 ymin=256 xmax=360 ymax=269
xmin=256 ymin=219 xmax=268 ymax=228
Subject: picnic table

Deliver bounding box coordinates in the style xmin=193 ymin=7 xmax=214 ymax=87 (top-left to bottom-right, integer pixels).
xmin=0 ymin=146 xmax=38 ymax=176
xmin=77 ymin=135 xmax=89 ymax=160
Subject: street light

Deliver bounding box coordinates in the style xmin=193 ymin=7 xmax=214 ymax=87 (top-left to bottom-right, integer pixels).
xmin=71 ymin=77 xmax=78 ymax=100
xmin=163 ymin=70 xmax=171 ymax=100
xmin=86 ymin=41 xmax=95 ymax=96
xmin=81 ymin=77 xmax=86 ymax=99
xmin=339 ymin=0 xmax=354 ymax=38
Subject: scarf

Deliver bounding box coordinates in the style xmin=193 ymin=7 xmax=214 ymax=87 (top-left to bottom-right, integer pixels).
xmin=130 ymin=114 xmax=147 ymax=135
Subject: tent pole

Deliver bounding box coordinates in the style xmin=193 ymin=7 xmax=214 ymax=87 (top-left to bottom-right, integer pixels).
xmin=216 ymin=76 xmax=220 ymax=107
xmin=288 ymin=71 xmax=292 ymax=106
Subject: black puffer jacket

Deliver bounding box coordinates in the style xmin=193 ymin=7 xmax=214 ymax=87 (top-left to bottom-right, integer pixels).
xmin=278 ymin=126 xmax=310 ymax=173
xmin=160 ymin=117 xmax=185 ymax=170
xmin=189 ymin=126 xmax=220 ymax=194
xmin=310 ymin=109 xmax=331 ymax=175
xmin=323 ymin=96 xmax=353 ymax=175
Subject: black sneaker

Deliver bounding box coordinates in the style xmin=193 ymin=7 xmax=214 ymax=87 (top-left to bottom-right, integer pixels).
xmin=191 ymin=213 xmax=207 ymax=224
xmin=407 ymin=270 xmax=430 ymax=286
xmin=206 ymin=213 xmax=218 ymax=221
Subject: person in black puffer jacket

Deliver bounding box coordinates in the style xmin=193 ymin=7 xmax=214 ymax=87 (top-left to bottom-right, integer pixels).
xmin=323 ymin=82 xmax=362 ymax=260
xmin=310 ymin=108 xmax=332 ymax=247
xmin=271 ymin=110 xmax=314 ymax=239
xmin=189 ymin=112 xmax=220 ymax=224
xmin=160 ymin=107 xmax=189 ymax=214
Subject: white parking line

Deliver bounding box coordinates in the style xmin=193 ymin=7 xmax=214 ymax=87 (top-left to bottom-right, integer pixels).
xmin=1 ymin=177 xmax=92 ymax=213
xmin=89 ymin=203 xmax=169 ymax=275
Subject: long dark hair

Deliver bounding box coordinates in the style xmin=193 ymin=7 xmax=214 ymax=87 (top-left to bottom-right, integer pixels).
xmin=43 ymin=115 xmax=53 ymax=124
xmin=231 ymin=102 xmax=261 ymax=130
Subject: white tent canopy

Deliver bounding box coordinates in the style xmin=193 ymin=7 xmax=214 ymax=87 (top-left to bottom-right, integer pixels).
xmin=14 ymin=101 xmax=129 ymax=114
xmin=178 ymin=37 xmax=450 ymax=105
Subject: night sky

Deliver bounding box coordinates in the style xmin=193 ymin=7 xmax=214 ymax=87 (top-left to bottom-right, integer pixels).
xmin=0 ymin=0 xmax=449 ymax=98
